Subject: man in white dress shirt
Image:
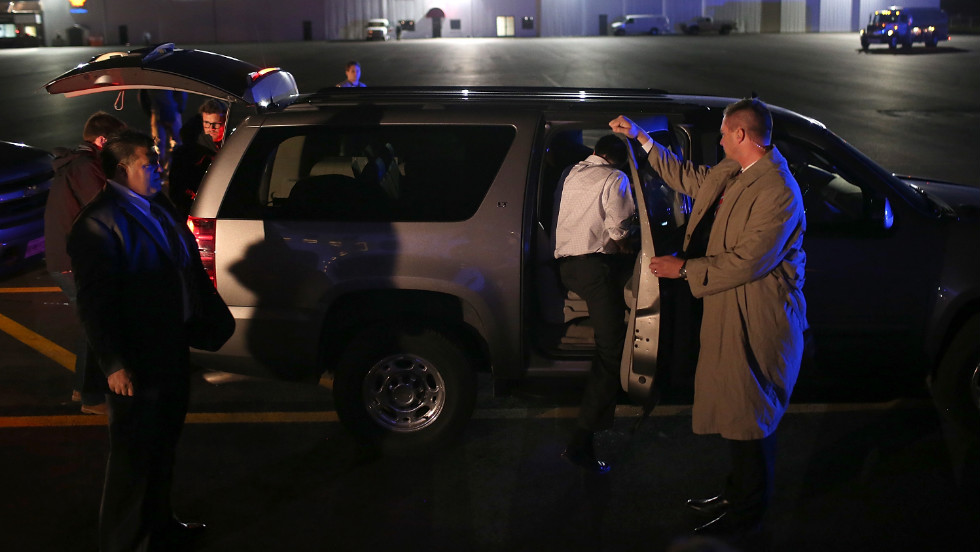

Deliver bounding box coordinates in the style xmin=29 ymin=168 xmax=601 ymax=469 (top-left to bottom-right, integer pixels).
xmin=554 ymin=134 xmax=636 ymax=473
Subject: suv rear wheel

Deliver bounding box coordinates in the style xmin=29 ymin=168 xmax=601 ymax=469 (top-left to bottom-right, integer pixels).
xmin=333 ymin=325 xmax=478 ymax=455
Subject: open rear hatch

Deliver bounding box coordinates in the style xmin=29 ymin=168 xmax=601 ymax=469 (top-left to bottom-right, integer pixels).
xmin=45 ymin=43 xmax=298 ymax=109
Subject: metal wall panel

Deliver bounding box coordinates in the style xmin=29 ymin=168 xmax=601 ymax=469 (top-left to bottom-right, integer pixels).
xmin=781 ymin=0 xmax=807 ymax=32
xmin=39 ymin=0 xmax=946 ymax=45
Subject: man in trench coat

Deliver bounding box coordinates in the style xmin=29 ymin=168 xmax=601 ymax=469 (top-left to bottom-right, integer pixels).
xmin=610 ymin=98 xmax=807 ymax=539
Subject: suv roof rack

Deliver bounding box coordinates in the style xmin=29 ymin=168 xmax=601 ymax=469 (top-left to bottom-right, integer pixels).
xmin=302 ymin=86 xmax=672 ymax=105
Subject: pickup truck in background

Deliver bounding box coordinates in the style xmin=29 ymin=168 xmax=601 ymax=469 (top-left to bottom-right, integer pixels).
xmin=678 ymin=16 xmax=736 ymax=35
xmin=860 ymin=6 xmax=949 ymax=50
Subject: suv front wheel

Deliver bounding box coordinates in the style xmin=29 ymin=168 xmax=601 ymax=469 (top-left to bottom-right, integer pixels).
xmin=933 ymin=314 xmax=980 ymax=433
xmin=333 ymin=325 xmax=478 ymax=455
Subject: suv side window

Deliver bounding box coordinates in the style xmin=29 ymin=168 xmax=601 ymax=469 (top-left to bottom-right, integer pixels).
xmin=774 ymin=135 xmax=892 ymax=233
xmin=219 ymin=125 xmax=515 ymax=222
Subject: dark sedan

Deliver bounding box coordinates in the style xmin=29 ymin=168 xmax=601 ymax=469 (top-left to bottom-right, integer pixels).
xmin=0 ymin=141 xmax=51 ymax=276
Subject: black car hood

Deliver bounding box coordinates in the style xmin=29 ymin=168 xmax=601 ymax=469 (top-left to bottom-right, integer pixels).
xmin=898 ymin=175 xmax=980 ymax=219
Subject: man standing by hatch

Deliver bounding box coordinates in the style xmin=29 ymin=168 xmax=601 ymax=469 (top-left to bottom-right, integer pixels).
xmin=69 ymin=130 xmax=214 ymax=551
xmin=611 ymin=99 xmax=807 ymax=540
xmin=169 ymin=99 xmax=227 ymax=218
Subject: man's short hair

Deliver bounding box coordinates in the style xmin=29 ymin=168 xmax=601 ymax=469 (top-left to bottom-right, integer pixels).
xmin=101 ymin=130 xmax=155 ymax=179
xmin=199 ymin=99 xmax=228 ymax=116
xmin=345 ymin=60 xmax=360 ymax=70
xmin=594 ymin=134 xmax=628 ymax=168
xmin=723 ymin=98 xmax=773 ymax=143
xmin=81 ymin=111 xmax=126 ymax=143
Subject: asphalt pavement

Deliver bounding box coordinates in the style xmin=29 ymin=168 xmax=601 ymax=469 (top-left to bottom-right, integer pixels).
xmin=1 ymin=266 xmax=978 ymax=552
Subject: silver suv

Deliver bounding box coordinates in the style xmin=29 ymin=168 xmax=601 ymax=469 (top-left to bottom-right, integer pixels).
xmin=47 ymin=45 xmax=980 ymax=454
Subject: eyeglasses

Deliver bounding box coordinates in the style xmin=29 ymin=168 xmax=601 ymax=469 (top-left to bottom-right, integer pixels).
xmin=203 ymin=121 xmax=226 ymax=129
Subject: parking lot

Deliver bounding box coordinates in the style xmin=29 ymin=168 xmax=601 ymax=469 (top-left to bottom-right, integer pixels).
xmin=1 ymin=33 xmax=978 ymax=551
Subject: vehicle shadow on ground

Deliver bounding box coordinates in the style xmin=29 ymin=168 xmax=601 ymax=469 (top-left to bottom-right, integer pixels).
xmin=857 ymin=46 xmax=969 ymax=55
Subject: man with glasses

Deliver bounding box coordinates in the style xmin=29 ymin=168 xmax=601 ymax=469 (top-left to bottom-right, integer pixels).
xmin=169 ymin=99 xmax=228 ymax=218
xmin=199 ymin=99 xmax=228 ymax=150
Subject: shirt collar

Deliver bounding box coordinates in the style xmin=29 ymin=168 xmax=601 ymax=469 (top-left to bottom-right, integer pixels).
xmin=107 ymin=179 xmax=157 ymax=219
xmin=582 ymin=154 xmax=611 ymax=166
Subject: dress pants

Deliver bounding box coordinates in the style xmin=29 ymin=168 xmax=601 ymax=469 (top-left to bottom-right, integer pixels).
xmin=101 ymin=377 xmax=190 ymax=552
xmin=559 ymin=253 xmax=632 ymax=432
xmin=723 ymin=432 xmax=777 ymax=524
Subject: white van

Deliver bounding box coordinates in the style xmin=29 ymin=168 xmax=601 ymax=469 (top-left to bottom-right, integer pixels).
xmin=611 ymin=14 xmax=671 ymax=35
xmin=366 ymin=18 xmax=391 ymax=41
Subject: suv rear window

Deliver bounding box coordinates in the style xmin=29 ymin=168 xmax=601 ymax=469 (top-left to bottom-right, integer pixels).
xmin=218 ymin=125 xmax=515 ymax=222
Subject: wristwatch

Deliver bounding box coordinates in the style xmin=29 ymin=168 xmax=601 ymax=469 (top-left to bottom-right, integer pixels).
xmin=679 ymin=261 xmax=688 ymax=281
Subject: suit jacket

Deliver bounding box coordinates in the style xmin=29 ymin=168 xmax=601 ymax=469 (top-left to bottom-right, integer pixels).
xmin=647 ymin=143 xmax=807 ymax=440
xmin=67 ymin=183 xmax=212 ymax=389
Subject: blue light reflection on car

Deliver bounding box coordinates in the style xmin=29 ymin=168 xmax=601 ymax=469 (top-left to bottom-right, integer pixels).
xmin=883 ymin=197 xmax=894 ymax=229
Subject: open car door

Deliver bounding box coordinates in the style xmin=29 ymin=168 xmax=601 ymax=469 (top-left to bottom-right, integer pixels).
xmin=44 ymin=43 xmax=298 ymax=109
xmin=618 ymin=118 xmax=695 ymax=406
xmin=619 ymin=134 xmax=662 ymax=404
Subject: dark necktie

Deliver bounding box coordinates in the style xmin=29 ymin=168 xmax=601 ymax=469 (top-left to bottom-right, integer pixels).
xmin=150 ymin=203 xmax=187 ymax=267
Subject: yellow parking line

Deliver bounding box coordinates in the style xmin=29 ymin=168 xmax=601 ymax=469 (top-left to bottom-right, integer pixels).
xmin=0 ymin=313 xmax=76 ymax=372
xmin=0 ymin=287 xmax=62 ymax=293
xmin=0 ymin=399 xmax=931 ymax=429
xmin=0 ymin=411 xmax=339 ymax=428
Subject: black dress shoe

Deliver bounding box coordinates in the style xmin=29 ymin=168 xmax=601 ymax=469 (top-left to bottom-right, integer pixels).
xmin=686 ymin=495 xmax=730 ymax=517
xmin=561 ymin=447 xmax=610 ymax=473
xmin=172 ymin=520 xmax=207 ymax=532
xmin=693 ymin=512 xmax=761 ymax=538
xmin=164 ymin=519 xmax=207 ymax=545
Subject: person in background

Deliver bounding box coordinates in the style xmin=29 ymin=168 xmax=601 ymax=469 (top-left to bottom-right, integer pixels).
xmin=553 ymin=134 xmax=636 ymax=473
xmin=610 ymin=99 xmax=807 ymax=541
xmin=44 ymin=110 xmax=126 ymax=415
xmin=337 ymin=60 xmax=367 ymax=87
xmin=146 ymin=90 xmax=187 ymax=171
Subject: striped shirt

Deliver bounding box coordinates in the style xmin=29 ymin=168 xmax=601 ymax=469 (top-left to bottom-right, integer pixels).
xmin=554 ymin=155 xmax=635 ymax=258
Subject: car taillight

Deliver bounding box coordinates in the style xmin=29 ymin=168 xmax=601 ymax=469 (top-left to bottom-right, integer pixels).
xmin=187 ymin=216 xmax=217 ymax=288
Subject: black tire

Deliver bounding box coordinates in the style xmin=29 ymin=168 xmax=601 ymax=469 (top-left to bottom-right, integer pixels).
xmin=933 ymin=314 xmax=980 ymax=433
xmin=649 ymin=27 xmax=660 ymax=35
xmin=688 ymin=26 xmax=700 ymax=35
xmin=926 ymin=35 xmax=938 ymax=47
xmin=888 ymin=36 xmax=897 ymax=49
xmin=614 ymin=29 xmax=625 ymax=36
xmin=861 ymin=37 xmax=869 ymax=51
xmin=719 ymin=25 xmax=732 ymax=35
xmin=333 ymin=325 xmax=478 ymax=456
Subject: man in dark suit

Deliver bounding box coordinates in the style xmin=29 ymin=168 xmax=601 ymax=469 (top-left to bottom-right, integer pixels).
xmin=68 ymin=130 xmax=211 ymax=552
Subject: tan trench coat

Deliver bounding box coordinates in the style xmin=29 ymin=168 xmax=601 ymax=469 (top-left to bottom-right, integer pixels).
xmin=648 ymin=143 xmax=807 ymax=440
